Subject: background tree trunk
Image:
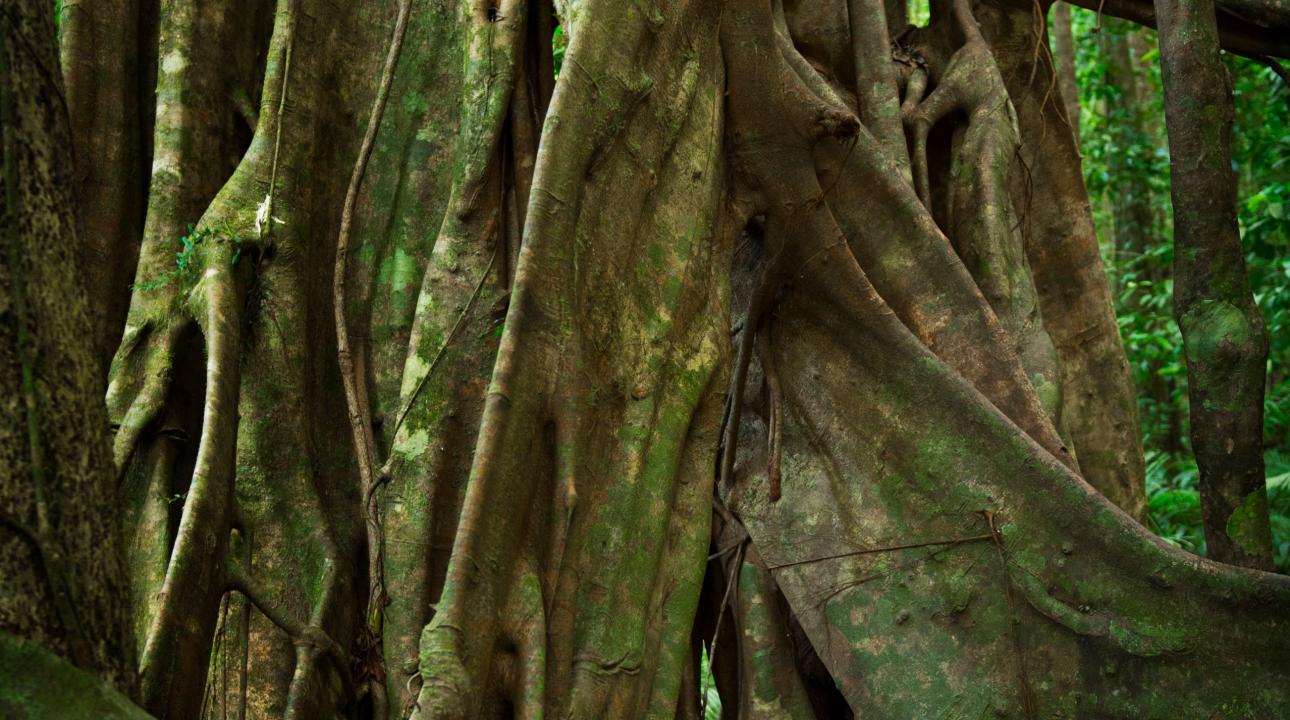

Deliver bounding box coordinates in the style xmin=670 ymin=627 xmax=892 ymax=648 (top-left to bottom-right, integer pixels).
xmin=1154 ymin=0 xmax=1275 ymax=569
xmin=1051 ymin=2 xmax=1081 ymax=140
xmin=1105 ymin=20 xmax=1154 ymax=268
xmin=59 ymin=0 xmax=154 ymax=373
xmin=1101 ymin=21 xmax=1186 ymax=459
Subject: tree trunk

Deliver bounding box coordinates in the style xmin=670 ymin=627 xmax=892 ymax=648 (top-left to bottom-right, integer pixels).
xmin=1154 ymin=0 xmax=1274 ymax=569
xmin=998 ymin=1 xmax=1150 ymax=522
xmin=1051 ymin=2 xmax=1081 ymax=141
xmin=8 ymin=0 xmax=1290 ymax=717
xmin=1102 ymin=21 xmax=1184 ymax=458
xmin=0 ymin=0 xmax=135 ymax=694
xmin=1104 ymin=21 xmax=1154 ymax=267
xmin=59 ymin=0 xmax=154 ymax=374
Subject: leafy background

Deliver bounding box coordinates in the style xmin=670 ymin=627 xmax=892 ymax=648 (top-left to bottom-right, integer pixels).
xmin=1068 ymin=8 xmax=1290 ymax=570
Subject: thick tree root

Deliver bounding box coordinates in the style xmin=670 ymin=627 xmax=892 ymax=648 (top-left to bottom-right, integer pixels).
xmin=410 ymin=1 xmax=729 ymax=715
xmin=69 ymin=0 xmax=1290 ymax=716
xmin=135 ymin=246 xmax=246 ymax=716
xmin=902 ymin=0 xmax=1066 ymax=428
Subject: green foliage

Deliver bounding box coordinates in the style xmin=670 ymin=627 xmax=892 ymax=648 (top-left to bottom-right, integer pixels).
xmin=700 ymin=646 xmax=721 ymax=720
xmin=1067 ymin=7 xmax=1290 ymax=570
xmin=552 ymin=24 xmax=566 ymax=78
xmin=131 ymin=223 xmax=243 ymax=292
xmin=910 ymin=0 xmax=931 ymax=27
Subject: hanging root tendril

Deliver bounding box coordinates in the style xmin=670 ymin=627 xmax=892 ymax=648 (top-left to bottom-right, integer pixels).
xmin=757 ymin=321 xmax=784 ymax=502
xmin=720 ymin=256 xmax=786 ymax=502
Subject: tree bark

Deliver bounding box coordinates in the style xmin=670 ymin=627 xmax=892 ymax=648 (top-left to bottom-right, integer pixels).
xmin=993 ymin=0 xmax=1150 ymax=522
xmin=0 ymin=0 xmax=135 ymax=694
xmin=1051 ymin=2 xmax=1081 ymax=141
xmin=1104 ymin=20 xmax=1155 ymax=265
xmin=1154 ymin=0 xmax=1274 ymax=569
xmin=14 ymin=0 xmax=1290 ymax=716
xmin=1102 ymin=21 xmax=1182 ymax=454
xmin=59 ymin=0 xmax=152 ymax=374
xmin=1065 ymin=0 xmax=1290 ymax=59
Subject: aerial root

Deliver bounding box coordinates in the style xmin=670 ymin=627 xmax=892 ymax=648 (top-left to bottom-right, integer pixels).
xmin=408 ymin=623 xmax=471 ymax=720
xmin=904 ymin=77 xmax=959 ymax=209
xmin=902 ymin=66 xmax=928 ymax=116
xmin=902 ymin=0 xmax=1003 ymax=212
xmin=226 ymin=567 xmax=354 ymax=700
xmin=757 ymin=326 xmax=784 ymax=502
xmin=702 ymin=502 xmax=748 ymax=719
xmin=136 ymin=258 xmax=249 ymax=712
xmin=507 ymin=569 xmax=546 ymax=720
xmin=110 ymin=319 xmax=190 ymax=479
xmin=720 ymin=261 xmax=784 ymax=502
xmin=332 ymin=0 xmax=415 ymax=714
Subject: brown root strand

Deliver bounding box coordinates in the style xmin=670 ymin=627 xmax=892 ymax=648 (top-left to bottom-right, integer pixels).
xmin=226 ymin=568 xmax=354 ymax=701
xmin=332 ymin=0 xmax=414 ymax=713
xmin=756 ymin=324 xmax=783 ymax=502
xmin=720 ymin=263 xmax=778 ymax=490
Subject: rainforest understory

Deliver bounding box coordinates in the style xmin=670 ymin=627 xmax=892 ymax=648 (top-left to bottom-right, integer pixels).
xmin=2 ymin=0 xmax=1290 ymax=717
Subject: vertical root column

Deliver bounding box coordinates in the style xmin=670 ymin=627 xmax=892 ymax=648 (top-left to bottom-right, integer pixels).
xmin=138 ymin=258 xmax=246 ymax=717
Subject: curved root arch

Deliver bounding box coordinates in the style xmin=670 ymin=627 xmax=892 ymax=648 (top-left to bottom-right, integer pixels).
xmin=708 ymin=0 xmax=1290 ymax=717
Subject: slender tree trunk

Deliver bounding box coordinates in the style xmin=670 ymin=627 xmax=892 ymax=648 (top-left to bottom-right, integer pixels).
xmin=1104 ymin=21 xmax=1154 ymax=269
xmin=1051 ymin=2 xmax=1081 ymax=140
xmin=1103 ymin=21 xmax=1182 ymax=458
xmin=1154 ymin=0 xmax=1274 ymax=569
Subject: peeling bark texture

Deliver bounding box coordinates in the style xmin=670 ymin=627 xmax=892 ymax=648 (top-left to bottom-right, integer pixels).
xmin=0 ymin=0 xmax=135 ymax=694
xmin=11 ymin=0 xmax=1290 ymax=717
xmin=1154 ymin=0 xmax=1274 ymax=569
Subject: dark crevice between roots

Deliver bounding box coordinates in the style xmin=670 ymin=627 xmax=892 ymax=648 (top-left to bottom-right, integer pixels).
xmin=161 ymin=321 xmax=208 ymax=547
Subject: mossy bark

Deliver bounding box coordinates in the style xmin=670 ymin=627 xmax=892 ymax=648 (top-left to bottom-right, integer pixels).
xmin=14 ymin=0 xmax=1290 ymax=717
xmin=1154 ymin=0 xmax=1274 ymax=569
xmin=0 ymin=632 xmax=150 ymax=719
xmin=1 ymin=0 xmax=136 ymax=696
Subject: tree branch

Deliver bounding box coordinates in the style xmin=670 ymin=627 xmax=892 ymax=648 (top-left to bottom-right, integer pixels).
xmin=1059 ymin=0 xmax=1290 ymax=59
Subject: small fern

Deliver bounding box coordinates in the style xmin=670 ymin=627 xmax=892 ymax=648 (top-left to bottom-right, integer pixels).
xmin=132 ymin=223 xmax=243 ymax=292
